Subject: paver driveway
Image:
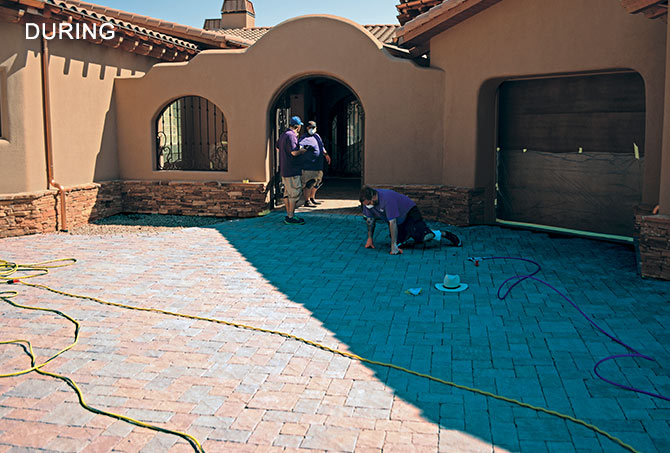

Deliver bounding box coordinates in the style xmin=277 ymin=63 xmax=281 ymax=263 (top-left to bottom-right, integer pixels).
xmin=1 ymin=211 xmax=669 ymax=452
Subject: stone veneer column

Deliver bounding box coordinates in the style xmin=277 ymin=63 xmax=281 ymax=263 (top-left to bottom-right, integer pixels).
xmin=638 ymin=215 xmax=670 ymax=280
xmin=638 ymin=18 xmax=670 ymax=281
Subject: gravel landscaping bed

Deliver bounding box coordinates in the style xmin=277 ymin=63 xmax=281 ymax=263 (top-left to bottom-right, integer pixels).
xmin=63 ymin=214 xmax=228 ymax=235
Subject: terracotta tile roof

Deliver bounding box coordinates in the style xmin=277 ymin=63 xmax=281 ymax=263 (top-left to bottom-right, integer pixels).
xmin=213 ymin=26 xmax=272 ymax=42
xmin=59 ymin=0 xmax=254 ymax=48
xmin=2 ymin=0 xmax=400 ymax=57
xmin=620 ymin=0 xmax=668 ymax=22
xmin=396 ymin=0 xmax=443 ymax=25
xmin=396 ymin=0 xmax=502 ymax=48
xmin=47 ymin=0 xmax=198 ymax=50
xmin=0 ymin=0 xmax=207 ymax=61
xmin=210 ymin=24 xmax=399 ymax=45
xmin=365 ymin=24 xmax=399 ymax=43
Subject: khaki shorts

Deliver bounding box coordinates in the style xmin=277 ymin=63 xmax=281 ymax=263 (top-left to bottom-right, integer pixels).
xmin=282 ymin=175 xmax=302 ymax=203
xmin=301 ymin=170 xmax=323 ymax=188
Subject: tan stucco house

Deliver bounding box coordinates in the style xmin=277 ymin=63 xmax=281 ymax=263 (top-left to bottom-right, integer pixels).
xmin=1 ymin=0 xmax=669 ymax=280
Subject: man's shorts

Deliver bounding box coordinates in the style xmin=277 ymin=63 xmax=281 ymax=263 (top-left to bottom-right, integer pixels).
xmin=282 ymin=175 xmax=302 ymax=203
xmin=301 ymin=170 xmax=323 ymax=189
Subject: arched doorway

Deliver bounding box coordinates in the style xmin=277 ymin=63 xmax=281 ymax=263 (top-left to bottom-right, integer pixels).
xmin=269 ymin=76 xmax=364 ymax=207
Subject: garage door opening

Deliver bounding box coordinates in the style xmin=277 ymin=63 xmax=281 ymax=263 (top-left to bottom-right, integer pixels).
xmin=270 ymin=76 xmax=364 ymax=207
xmin=496 ymin=72 xmax=645 ymax=240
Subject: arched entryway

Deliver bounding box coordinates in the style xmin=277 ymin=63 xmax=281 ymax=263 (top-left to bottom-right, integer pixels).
xmin=269 ymin=76 xmax=364 ymax=207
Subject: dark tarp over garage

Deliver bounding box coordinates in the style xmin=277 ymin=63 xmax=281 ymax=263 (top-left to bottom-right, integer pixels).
xmin=496 ymin=72 xmax=645 ymax=237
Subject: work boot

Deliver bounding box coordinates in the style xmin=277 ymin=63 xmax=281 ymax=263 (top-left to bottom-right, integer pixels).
xmin=284 ymin=216 xmax=305 ymax=225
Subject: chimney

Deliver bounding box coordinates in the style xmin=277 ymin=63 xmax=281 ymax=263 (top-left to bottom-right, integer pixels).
xmin=221 ymin=0 xmax=255 ymax=29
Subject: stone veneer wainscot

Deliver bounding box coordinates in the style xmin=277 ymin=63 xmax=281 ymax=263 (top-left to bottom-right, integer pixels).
xmin=0 ymin=180 xmax=268 ymax=238
xmin=376 ymin=184 xmax=485 ymax=226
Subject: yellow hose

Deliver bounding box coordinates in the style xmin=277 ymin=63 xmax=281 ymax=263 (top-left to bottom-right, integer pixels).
xmin=0 ymin=288 xmax=203 ymax=452
xmin=0 ymin=259 xmax=639 ymax=453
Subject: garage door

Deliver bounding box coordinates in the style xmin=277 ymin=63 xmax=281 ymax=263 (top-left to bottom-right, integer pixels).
xmin=496 ymin=73 xmax=645 ymax=237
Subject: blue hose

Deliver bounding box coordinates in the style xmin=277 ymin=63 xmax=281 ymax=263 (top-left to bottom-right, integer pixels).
xmin=473 ymin=256 xmax=669 ymax=402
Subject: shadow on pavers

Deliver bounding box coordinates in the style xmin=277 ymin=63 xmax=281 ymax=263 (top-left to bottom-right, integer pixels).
xmin=95 ymin=214 xmax=227 ymax=228
xmin=205 ymin=211 xmax=669 ymax=453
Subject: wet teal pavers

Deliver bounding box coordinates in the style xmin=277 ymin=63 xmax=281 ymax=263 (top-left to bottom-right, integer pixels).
xmin=1 ymin=210 xmax=669 ymax=452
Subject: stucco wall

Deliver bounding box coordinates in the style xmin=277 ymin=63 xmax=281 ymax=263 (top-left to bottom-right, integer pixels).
xmin=115 ymin=15 xmax=445 ymax=186
xmin=0 ymin=21 xmax=156 ymax=195
xmin=660 ymin=18 xmax=670 ymax=215
xmin=429 ymin=0 xmax=667 ymax=222
xmin=47 ymin=38 xmax=156 ymax=188
xmin=0 ymin=23 xmax=44 ymax=195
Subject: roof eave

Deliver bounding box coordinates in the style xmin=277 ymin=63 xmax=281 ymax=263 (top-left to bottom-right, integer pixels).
xmin=0 ymin=0 xmax=200 ymax=61
xmin=55 ymin=0 xmax=254 ymax=48
xmin=620 ymin=0 xmax=668 ymax=22
xmin=396 ymin=0 xmax=503 ymax=48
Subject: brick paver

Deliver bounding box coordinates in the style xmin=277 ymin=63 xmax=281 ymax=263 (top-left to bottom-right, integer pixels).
xmin=1 ymin=211 xmax=669 ymax=452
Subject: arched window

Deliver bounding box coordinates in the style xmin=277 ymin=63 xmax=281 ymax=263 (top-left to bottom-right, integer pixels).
xmin=156 ymin=96 xmax=228 ymax=171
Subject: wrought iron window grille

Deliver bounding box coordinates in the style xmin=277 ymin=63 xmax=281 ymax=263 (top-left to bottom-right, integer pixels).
xmin=156 ymin=96 xmax=228 ymax=171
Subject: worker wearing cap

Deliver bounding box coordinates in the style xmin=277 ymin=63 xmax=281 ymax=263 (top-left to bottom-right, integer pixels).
xmin=298 ymin=120 xmax=330 ymax=207
xmin=278 ymin=116 xmax=309 ymax=224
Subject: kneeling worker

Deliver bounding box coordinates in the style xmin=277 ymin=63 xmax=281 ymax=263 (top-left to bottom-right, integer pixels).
xmin=360 ymin=186 xmax=461 ymax=255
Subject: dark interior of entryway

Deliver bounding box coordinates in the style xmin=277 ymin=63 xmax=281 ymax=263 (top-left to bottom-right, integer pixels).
xmin=496 ymin=72 xmax=645 ymax=239
xmin=270 ymin=76 xmax=364 ymax=207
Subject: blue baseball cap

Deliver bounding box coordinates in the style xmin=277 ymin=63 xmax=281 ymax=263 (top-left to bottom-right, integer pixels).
xmin=289 ymin=116 xmax=303 ymax=126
